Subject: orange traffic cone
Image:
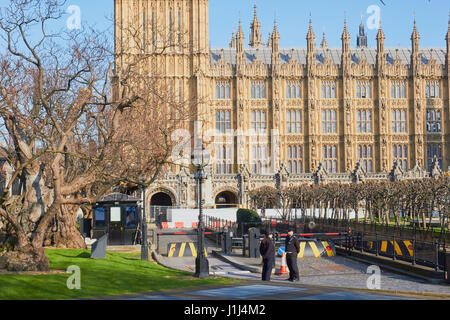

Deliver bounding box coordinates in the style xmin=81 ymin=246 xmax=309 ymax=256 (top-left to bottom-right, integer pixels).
xmin=277 ymin=252 xmax=289 ymax=275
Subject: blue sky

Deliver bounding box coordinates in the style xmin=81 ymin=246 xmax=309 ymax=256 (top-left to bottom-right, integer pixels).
xmin=0 ymin=0 xmax=448 ymax=48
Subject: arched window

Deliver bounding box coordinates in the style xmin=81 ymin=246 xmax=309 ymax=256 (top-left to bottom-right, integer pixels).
xmin=287 ymin=145 xmax=303 ymax=174
xmin=322 ymin=109 xmax=337 ymax=133
xmin=393 ymin=144 xmax=408 ymax=171
xmin=251 ymin=81 xmax=266 ymax=99
xmin=322 ymin=145 xmax=338 ymax=173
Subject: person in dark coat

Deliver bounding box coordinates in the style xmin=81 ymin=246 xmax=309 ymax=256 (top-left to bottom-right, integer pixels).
xmin=285 ymin=229 xmax=300 ymax=282
xmin=259 ymin=233 xmax=275 ymax=281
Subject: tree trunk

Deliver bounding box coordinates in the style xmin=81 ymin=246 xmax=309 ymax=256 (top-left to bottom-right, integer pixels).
xmin=422 ymin=208 xmax=427 ymax=230
xmin=0 ymin=228 xmax=50 ymax=272
xmin=44 ymin=205 xmax=86 ymax=249
xmin=0 ymin=244 xmax=49 ymax=272
xmin=428 ymin=200 xmax=435 ymax=230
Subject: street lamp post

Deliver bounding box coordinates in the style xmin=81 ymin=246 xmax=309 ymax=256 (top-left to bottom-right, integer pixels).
xmin=140 ymin=178 xmax=149 ymax=261
xmin=191 ymin=147 xmax=210 ymax=278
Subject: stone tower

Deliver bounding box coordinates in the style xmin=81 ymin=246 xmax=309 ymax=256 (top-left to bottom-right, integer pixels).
xmin=249 ymin=4 xmax=262 ymax=48
xmin=114 ymin=0 xmax=209 ymax=60
xmin=357 ymin=17 xmax=368 ymax=47
xmin=113 ymin=0 xmax=210 ymax=130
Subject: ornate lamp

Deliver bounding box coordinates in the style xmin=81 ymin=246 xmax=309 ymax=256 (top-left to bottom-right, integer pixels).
xmin=191 ymin=147 xmax=210 ymax=278
xmin=139 ymin=175 xmax=149 ymax=261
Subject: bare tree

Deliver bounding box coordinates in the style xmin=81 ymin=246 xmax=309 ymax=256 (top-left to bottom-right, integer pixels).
xmin=0 ymin=0 xmax=196 ymax=271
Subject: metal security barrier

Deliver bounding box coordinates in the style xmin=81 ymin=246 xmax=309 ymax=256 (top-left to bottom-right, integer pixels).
xmin=222 ymin=231 xmax=344 ymax=258
xmin=337 ymin=231 xmax=446 ymax=271
xmin=156 ymin=231 xmax=221 ymax=255
xmin=167 ymin=242 xmax=208 ymax=258
xmin=295 ymin=240 xmax=336 ymax=258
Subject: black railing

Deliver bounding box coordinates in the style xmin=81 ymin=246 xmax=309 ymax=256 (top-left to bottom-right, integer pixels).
xmin=332 ymin=229 xmax=446 ymax=271
xmin=195 ymin=215 xmax=447 ymax=271
xmin=313 ymin=217 xmax=449 ymax=247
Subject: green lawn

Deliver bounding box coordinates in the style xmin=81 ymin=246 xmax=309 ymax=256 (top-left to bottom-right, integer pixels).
xmin=0 ymin=249 xmax=234 ymax=300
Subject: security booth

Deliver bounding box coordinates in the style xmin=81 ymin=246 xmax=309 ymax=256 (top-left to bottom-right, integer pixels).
xmin=92 ymin=193 xmax=141 ymax=246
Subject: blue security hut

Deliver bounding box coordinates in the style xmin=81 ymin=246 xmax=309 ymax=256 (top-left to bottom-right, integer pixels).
xmin=92 ymin=193 xmax=141 ymax=246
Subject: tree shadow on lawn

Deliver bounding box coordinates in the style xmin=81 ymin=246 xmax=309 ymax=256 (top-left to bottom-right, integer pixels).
xmin=48 ymin=250 xmax=186 ymax=275
xmin=0 ymin=250 xmax=232 ymax=299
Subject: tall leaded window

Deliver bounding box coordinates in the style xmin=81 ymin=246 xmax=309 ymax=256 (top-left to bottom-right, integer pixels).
xmin=216 ymin=81 xmax=231 ymax=100
xmin=286 ymin=81 xmax=301 ymax=99
xmin=169 ymin=10 xmax=173 ymax=50
xmin=251 ymin=110 xmax=267 ymax=133
xmin=356 ymin=81 xmax=371 ymax=99
xmin=251 ymin=145 xmax=268 ymax=174
xmin=322 ymin=145 xmax=338 ymax=173
xmin=251 ymin=81 xmax=266 ymax=99
xmin=215 ymin=145 xmax=232 ymax=174
xmin=322 ymin=109 xmax=337 ymax=133
xmin=216 ymin=110 xmax=231 ymax=134
xmin=427 ymin=144 xmax=442 ymax=171
xmin=391 ymin=80 xmax=406 ymax=99
xmin=143 ymin=12 xmax=146 ymax=51
xmin=321 ymin=81 xmax=336 ymax=99
xmin=151 ymin=10 xmax=155 ymax=51
xmin=425 ymin=81 xmax=440 ymax=99
xmin=426 ymin=109 xmax=441 ymax=133
xmin=287 ymin=145 xmax=303 ymax=174
xmin=356 ymin=110 xmax=372 ymax=133
xmin=358 ymin=144 xmax=373 ymax=173
xmin=286 ymin=110 xmax=302 ymax=134
xmin=392 ymin=144 xmax=408 ymax=171
xmin=391 ymin=110 xmax=407 ymax=133
xmin=178 ymin=10 xmax=181 ymax=50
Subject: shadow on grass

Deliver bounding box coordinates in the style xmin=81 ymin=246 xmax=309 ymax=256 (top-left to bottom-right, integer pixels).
xmin=0 ymin=249 xmax=235 ymax=299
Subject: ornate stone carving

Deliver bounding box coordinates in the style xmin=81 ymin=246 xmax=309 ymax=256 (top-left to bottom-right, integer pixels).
xmin=430 ymin=157 xmax=443 ymax=179
xmin=313 ymin=161 xmax=328 ymax=184
xmin=404 ymin=161 xmax=427 ymax=179
xmin=389 ymin=160 xmax=404 ymax=182
xmin=351 ymin=160 xmax=367 ymax=183
xmin=345 ymin=138 xmax=352 ymax=172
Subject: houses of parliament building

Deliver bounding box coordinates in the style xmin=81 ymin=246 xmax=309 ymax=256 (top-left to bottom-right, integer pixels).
xmin=114 ymin=0 xmax=449 ymax=211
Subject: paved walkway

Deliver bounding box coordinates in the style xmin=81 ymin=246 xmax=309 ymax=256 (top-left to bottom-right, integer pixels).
xmin=97 ymin=280 xmax=438 ymax=300
xmin=154 ymin=252 xmax=450 ymax=297
xmin=134 ymin=228 xmax=450 ymax=300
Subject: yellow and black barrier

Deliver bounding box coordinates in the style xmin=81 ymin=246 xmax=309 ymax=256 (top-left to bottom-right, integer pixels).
xmin=167 ymin=242 xmax=208 ymax=258
xmin=277 ymin=240 xmax=336 ymax=258
xmin=297 ymin=240 xmax=336 ymax=258
xmin=363 ymin=240 xmax=414 ymax=257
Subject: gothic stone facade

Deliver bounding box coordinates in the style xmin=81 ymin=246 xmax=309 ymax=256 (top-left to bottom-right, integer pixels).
xmin=114 ymin=0 xmax=449 ymax=209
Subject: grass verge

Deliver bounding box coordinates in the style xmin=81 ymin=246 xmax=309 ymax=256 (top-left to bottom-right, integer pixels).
xmin=0 ymin=248 xmax=234 ymax=300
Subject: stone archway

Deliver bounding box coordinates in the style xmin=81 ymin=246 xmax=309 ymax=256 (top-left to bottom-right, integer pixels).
xmin=150 ymin=192 xmax=173 ymax=206
xmin=148 ymin=187 xmax=177 ymax=206
xmin=148 ymin=188 xmax=177 ymax=222
xmin=215 ymin=190 xmax=239 ymax=209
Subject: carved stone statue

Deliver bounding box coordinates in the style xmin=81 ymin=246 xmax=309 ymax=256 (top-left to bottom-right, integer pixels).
xmin=274 ymin=79 xmax=279 ymax=96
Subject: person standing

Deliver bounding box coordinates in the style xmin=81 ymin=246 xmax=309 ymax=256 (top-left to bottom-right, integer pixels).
xmin=285 ymin=229 xmax=300 ymax=282
xmin=259 ymin=233 xmax=275 ymax=281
